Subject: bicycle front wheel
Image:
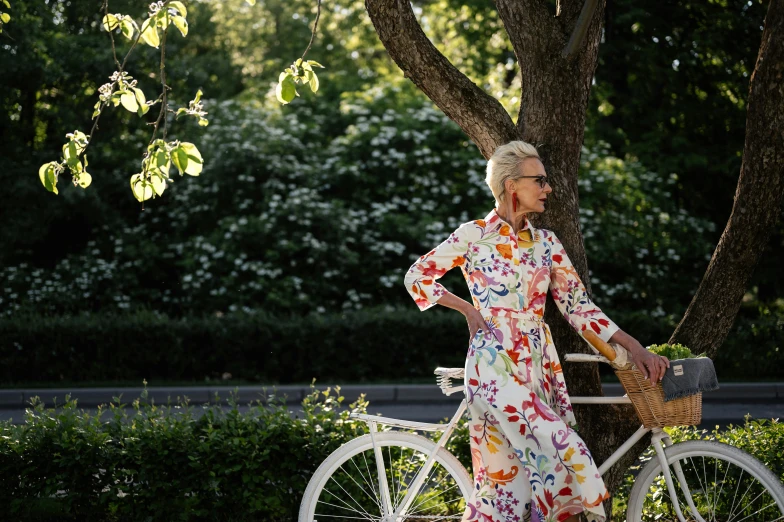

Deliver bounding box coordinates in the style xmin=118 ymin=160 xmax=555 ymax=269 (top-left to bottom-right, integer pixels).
xmin=627 ymin=440 xmax=784 ymax=522
xmin=299 ymin=431 xmax=472 ymax=522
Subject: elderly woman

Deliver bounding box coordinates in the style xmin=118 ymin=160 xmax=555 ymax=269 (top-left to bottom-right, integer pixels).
xmin=404 ymin=141 xmax=669 ymax=522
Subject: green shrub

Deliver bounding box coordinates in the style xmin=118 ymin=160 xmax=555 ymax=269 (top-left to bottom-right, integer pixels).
xmin=0 ymin=385 xmax=371 ymax=521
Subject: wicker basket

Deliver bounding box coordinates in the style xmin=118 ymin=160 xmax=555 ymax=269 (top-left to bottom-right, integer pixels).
xmin=615 ymin=367 xmax=702 ymax=428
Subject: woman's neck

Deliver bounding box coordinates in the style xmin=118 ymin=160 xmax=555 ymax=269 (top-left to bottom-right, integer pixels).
xmin=496 ymin=208 xmax=527 ymax=234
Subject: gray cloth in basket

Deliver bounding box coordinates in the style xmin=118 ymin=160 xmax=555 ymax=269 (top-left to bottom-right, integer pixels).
xmin=661 ymin=357 xmax=719 ymax=402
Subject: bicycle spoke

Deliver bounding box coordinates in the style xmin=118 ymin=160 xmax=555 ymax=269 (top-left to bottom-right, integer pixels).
xmin=727 ymin=469 xmax=745 ymax=521
xmin=343 ymin=459 xmax=383 ymax=512
xmin=407 ymin=483 xmax=462 ymax=516
xmin=730 ymin=501 xmax=778 ymax=522
xmin=324 ymin=471 xmax=376 ymax=520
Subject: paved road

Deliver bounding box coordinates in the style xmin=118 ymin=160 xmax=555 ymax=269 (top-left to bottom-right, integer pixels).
xmin=2 ymin=399 xmax=781 ymax=429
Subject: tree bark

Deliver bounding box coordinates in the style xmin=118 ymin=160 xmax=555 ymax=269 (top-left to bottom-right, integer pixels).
xmin=669 ymin=0 xmax=784 ymax=358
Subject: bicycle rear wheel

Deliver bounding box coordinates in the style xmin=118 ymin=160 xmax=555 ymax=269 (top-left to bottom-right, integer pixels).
xmin=627 ymin=440 xmax=784 ymax=522
xmin=299 ymin=431 xmax=472 ymax=522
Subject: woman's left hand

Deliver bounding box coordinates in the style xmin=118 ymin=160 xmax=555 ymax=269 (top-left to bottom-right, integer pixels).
xmin=629 ymin=346 xmax=670 ymax=386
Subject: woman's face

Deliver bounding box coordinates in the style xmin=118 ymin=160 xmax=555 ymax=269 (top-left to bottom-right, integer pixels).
xmin=509 ymin=158 xmax=552 ymax=214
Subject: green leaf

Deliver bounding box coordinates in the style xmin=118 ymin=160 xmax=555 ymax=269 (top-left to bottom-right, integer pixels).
xmin=65 ymin=142 xmax=80 ymax=168
xmin=120 ymin=18 xmax=135 ymax=40
xmin=2 ymin=1 xmax=10 ymax=9
xmin=76 ymin=172 xmax=92 ymax=189
xmin=198 ymin=118 xmax=209 ymax=127
xmin=133 ymin=88 xmax=148 ymax=116
xmin=140 ymin=18 xmax=160 ymax=48
xmin=102 ymin=14 xmax=118 ymax=31
xmin=130 ymin=174 xmax=153 ymax=202
xmin=38 ymin=162 xmax=59 ymax=195
xmin=155 ymin=8 xmax=169 ymax=29
xmin=154 ymin=150 xmax=170 ymax=177
xmin=0 ymin=12 xmax=10 ymax=24
xmin=120 ymin=91 xmax=139 ymax=113
xmin=172 ymin=15 xmax=188 ymax=37
xmin=172 ymin=147 xmax=188 ymax=175
xmin=306 ymin=60 xmax=325 ymax=68
xmin=194 ymin=89 xmax=203 ymax=103
xmin=169 ymin=1 xmax=187 ymax=17
xmin=175 ymin=142 xmax=203 ymax=176
xmin=246 ymin=0 xmax=256 ymax=5
xmin=309 ymin=72 xmax=319 ymax=93
xmin=276 ymin=73 xmax=297 ymax=105
xmin=92 ymin=101 xmax=102 ymax=119
xmin=150 ymin=173 xmax=166 ymax=196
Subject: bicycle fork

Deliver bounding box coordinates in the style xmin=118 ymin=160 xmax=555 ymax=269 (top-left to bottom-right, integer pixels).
xmin=369 ymin=400 xmax=468 ymax=522
xmin=651 ymin=429 xmax=707 ymax=522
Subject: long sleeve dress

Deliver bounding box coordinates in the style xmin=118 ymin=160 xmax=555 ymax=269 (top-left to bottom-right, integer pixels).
xmin=404 ymin=208 xmax=619 ymax=522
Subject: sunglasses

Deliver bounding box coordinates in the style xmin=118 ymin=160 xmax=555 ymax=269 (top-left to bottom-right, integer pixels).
xmin=519 ymin=175 xmax=549 ymax=189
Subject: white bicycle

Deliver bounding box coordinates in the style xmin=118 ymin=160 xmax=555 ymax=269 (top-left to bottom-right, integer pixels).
xmin=299 ymin=341 xmax=784 ymax=522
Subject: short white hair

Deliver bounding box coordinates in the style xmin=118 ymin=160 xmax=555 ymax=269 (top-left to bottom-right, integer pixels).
xmin=485 ymin=141 xmax=541 ymax=207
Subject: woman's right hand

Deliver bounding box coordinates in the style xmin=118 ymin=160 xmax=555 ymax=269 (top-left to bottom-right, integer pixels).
xmin=464 ymin=307 xmax=487 ymax=342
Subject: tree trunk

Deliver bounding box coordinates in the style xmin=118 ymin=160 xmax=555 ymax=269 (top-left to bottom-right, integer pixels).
xmin=669 ymin=0 xmax=784 ymax=358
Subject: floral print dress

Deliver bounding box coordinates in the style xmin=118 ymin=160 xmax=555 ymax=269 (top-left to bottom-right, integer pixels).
xmin=404 ymin=208 xmax=619 ymax=522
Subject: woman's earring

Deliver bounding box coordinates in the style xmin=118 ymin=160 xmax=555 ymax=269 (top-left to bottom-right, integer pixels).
xmin=512 ymin=194 xmax=518 ymax=213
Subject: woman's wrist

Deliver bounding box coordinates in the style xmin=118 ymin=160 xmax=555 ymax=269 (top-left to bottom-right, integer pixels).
xmin=609 ymin=329 xmax=646 ymax=354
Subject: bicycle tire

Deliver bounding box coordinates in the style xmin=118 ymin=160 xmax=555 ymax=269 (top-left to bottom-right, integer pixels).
xmin=299 ymin=431 xmax=473 ymax=522
xmin=627 ymin=440 xmax=784 ymax=522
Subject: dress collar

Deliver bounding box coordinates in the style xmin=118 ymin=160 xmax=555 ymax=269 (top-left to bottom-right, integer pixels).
xmin=484 ymin=208 xmax=536 ymax=237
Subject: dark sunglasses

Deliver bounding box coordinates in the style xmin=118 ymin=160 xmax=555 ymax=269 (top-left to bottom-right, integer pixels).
xmin=519 ymin=175 xmax=549 ymax=189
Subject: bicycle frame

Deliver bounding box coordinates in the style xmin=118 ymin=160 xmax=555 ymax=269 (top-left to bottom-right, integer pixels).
xmin=348 ymin=355 xmax=704 ymax=522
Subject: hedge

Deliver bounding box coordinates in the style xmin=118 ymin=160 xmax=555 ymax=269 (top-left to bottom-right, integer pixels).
xmin=1 ymin=305 xmax=782 ymax=386
xmin=0 ymin=387 xmax=781 ymax=522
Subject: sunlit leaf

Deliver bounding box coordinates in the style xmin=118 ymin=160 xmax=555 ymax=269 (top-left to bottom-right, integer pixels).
xmin=150 ymin=173 xmax=166 ymax=196
xmin=38 ymin=162 xmax=59 ymax=195
xmin=120 ymin=18 xmax=135 ymax=40
xmin=194 ymin=89 xmax=202 ymax=103
xmin=130 ymin=173 xmax=154 ymax=202
xmin=276 ymin=73 xmax=297 ymax=104
xmin=133 ymin=88 xmax=148 ymax=116
xmin=2 ymin=1 xmax=10 ymax=9
xmin=120 ymin=91 xmax=139 ymax=113
xmin=246 ymin=0 xmax=256 ymax=5
xmin=102 ymin=14 xmax=119 ymax=32
xmin=198 ymin=118 xmax=209 ymax=127
xmin=176 ymin=142 xmax=203 ymax=176
xmin=140 ymin=18 xmax=160 ymax=48
xmin=309 ymin=72 xmax=319 ymax=93
xmin=306 ymin=60 xmax=325 ymax=68
xmin=169 ymin=1 xmax=187 ymax=17
xmin=172 ymin=15 xmax=188 ymax=37
xmin=76 ymin=172 xmax=92 ymax=189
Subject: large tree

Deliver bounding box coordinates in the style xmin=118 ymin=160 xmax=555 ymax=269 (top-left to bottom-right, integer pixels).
xmin=363 ymin=0 xmax=784 ymax=508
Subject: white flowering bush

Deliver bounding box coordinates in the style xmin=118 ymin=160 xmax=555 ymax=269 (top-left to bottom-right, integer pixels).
xmin=1 ymin=88 xmax=714 ymax=337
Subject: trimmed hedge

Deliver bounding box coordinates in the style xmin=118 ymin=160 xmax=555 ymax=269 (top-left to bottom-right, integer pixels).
xmin=0 ymin=308 xmax=468 ymax=385
xmin=1 ymin=305 xmax=782 ymax=385
xmin=0 ymin=387 xmax=781 ymax=522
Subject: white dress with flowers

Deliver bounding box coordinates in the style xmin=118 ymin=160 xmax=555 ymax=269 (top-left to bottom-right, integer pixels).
xmin=404 ymin=209 xmax=620 ymax=522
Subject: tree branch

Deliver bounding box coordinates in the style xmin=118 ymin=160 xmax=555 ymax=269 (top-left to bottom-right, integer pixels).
xmin=364 ymin=0 xmax=517 ymax=158
xmin=562 ymin=0 xmax=599 ymax=58
xmin=669 ymin=0 xmax=784 ymax=357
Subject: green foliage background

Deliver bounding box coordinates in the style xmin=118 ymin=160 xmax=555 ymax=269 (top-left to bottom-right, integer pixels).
xmin=0 ymin=0 xmax=780 ymax=384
